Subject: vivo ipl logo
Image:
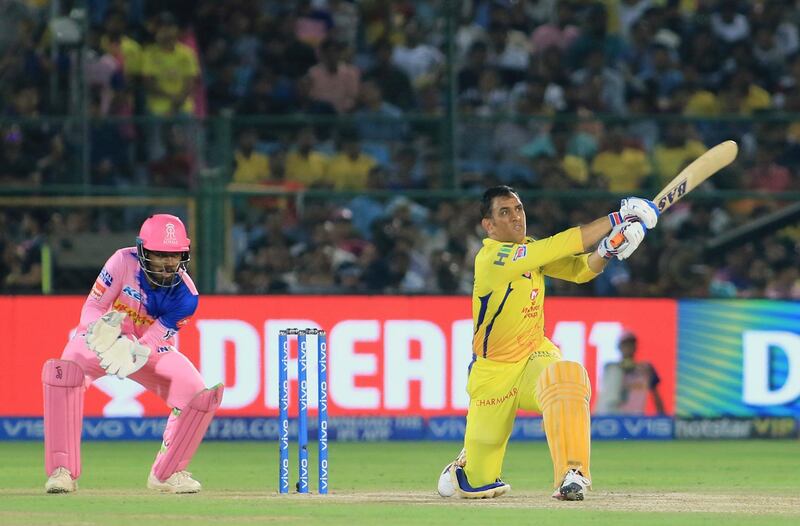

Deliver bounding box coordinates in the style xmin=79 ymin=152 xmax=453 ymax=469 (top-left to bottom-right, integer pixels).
xmin=299 ymin=339 xmax=308 ymax=413
xmin=318 ymin=339 xmax=329 ymax=493
xmin=278 ymin=337 xmax=289 ymax=493
xmin=657 ymin=180 xmax=688 ymax=211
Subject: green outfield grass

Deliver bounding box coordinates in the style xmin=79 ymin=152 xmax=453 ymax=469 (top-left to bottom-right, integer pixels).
xmin=1 ymin=440 xmax=799 ymax=525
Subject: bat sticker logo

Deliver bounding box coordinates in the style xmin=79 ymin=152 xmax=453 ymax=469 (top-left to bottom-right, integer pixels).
xmin=658 ymin=180 xmax=688 ymax=211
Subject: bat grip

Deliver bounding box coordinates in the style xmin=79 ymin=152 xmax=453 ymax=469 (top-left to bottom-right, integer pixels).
xmin=610 ymin=231 xmax=626 ymax=248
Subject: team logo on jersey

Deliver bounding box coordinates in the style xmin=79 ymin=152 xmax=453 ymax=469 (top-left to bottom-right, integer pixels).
xmin=122 ymin=285 xmax=143 ymax=303
xmin=512 ymin=245 xmax=527 ymax=261
xmin=530 ymin=288 xmax=539 ymax=300
xmin=162 ymin=328 xmax=178 ymax=340
xmin=99 ymin=269 xmax=113 ymax=286
xmin=164 ymin=223 xmax=177 ymax=245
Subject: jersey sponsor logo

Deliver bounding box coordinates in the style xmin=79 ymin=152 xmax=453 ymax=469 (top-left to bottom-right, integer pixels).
xmin=162 ymin=328 xmax=178 ymax=340
xmin=493 ymin=244 xmax=513 ymax=266
xmin=112 ymin=300 xmax=154 ymax=326
xmin=474 ymin=387 xmax=518 ymax=407
xmin=90 ymin=282 xmax=106 ymax=300
xmin=156 ymin=345 xmax=173 ymax=354
xmin=122 ymin=285 xmax=143 ymax=303
xmin=512 ymin=245 xmax=527 ymax=261
xmin=530 ymin=288 xmax=539 ymax=300
xmin=99 ymin=269 xmax=113 ymax=286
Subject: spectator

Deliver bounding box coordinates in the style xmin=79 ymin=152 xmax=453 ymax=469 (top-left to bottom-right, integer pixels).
xmin=637 ymin=44 xmax=684 ymax=106
xmin=391 ymin=19 xmax=444 ymax=88
xmin=2 ymin=212 xmax=43 ymax=292
xmin=591 ymin=123 xmax=651 ymax=192
xmin=148 ymin=126 xmax=195 ymax=188
xmin=364 ymin=39 xmax=416 ymax=111
xmin=520 ymin=122 xmax=589 ymax=186
xmin=326 ymin=129 xmax=377 ymax=190
xmin=764 ymin=260 xmax=800 ymax=299
xmin=570 ymin=48 xmax=626 ymax=114
xmin=567 ymin=3 xmax=625 ymax=69
xmin=458 ymin=41 xmax=489 ymax=94
xmin=307 ymin=38 xmax=361 ymax=113
xmin=233 ymin=128 xmax=270 ymax=184
xmin=594 ymin=330 xmax=665 ymax=415
xmin=485 ymin=21 xmax=530 ymax=85
xmin=710 ymin=0 xmax=750 ymax=46
xmin=530 ymin=1 xmax=580 ymax=54
xmin=328 ymin=0 xmax=360 ymax=50
xmin=744 ymin=145 xmax=793 ymax=193
xmin=141 ymin=12 xmax=200 ymax=116
xmin=101 ymin=9 xmax=143 ymax=83
xmin=652 ymin=122 xmax=707 ymax=186
xmin=294 ymin=0 xmax=334 ymax=48
xmin=0 ymin=125 xmax=39 ymax=186
xmin=262 ymin=20 xmax=318 ymax=81
xmin=353 ymin=80 xmax=408 ymax=142
xmin=284 ymin=127 xmax=329 ymax=187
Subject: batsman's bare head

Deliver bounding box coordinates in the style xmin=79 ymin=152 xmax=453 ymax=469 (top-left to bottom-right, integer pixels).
xmin=480 ymin=185 xmax=526 ymax=244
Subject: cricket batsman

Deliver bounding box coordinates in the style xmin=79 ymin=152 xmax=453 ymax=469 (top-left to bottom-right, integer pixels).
xmin=43 ymin=214 xmax=224 ymax=494
xmin=437 ymin=185 xmax=658 ymax=500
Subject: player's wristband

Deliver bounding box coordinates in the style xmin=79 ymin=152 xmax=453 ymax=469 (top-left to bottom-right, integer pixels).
xmin=608 ymin=212 xmax=623 ymax=226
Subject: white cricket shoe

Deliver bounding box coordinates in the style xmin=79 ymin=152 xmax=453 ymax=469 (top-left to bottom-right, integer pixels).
xmin=552 ymin=468 xmax=590 ymax=501
xmin=437 ymin=448 xmax=466 ymax=497
xmin=147 ymin=471 xmax=202 ymax=494
xmin=45 ymin=467 xmax=77 ymax=494
xmin=437 ymin=448 xmax=510 ymax=499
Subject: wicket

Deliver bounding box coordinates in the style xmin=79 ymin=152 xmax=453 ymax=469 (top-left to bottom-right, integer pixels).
xmin=278 ymin=328 xmax=328 ymax=494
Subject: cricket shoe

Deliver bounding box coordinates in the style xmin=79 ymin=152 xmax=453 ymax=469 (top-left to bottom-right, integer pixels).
xmin=552 ymin=468 xmax=590 ymax=501
xmin=437 ymin=449 xmax=510 ymax=499
xmin=147 ymin=470 xmax=202 ymax=494
xmin=45 ymin=467 xmax=77 ymax=494
xmin=436 ymin=448 xmax=466 ymax=497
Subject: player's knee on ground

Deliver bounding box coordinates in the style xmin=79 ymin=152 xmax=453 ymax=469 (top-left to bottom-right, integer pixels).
xmin=535 ymin=361 xmax=592 ymax=487
xmin=42 ymin=359 xmax=85 ymax=479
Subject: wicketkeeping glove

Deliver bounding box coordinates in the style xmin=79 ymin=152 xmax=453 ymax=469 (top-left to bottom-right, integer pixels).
xmin=96 ymin=336 xmax=151 ymax=379
xmin=86 ymin=311 xmax=126 ymax=353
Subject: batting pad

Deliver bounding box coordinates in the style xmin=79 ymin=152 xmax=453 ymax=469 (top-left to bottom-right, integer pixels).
xmin=151 ymin=384 xmax=224 ymax=482
xmin=42 ymin=359 xmax=85 ymax=479
xmin=535 ymin=361 xmax=592 ymax=488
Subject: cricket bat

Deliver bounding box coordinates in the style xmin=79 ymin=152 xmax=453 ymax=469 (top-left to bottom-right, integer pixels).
xmin=611 ymin=140 xmax=739 ymax=245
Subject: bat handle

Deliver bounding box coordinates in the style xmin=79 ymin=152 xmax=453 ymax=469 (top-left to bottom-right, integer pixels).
xmin=610 ymin=232 xmax=626 ymax=248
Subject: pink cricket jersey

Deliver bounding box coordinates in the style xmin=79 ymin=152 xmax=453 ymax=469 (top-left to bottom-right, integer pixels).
xmin=79 ymin=247 xmax=199 ymax=354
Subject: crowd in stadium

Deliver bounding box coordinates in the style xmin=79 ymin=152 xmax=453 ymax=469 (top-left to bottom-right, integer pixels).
xmin=2 ymin=0 xmax=800 ymax=298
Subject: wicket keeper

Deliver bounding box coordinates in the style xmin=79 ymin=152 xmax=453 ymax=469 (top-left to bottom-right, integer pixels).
xmin=437 ymin=185 xmax=658 ymax=500
xmin=43 ymin=214 xmax=223 ymax=494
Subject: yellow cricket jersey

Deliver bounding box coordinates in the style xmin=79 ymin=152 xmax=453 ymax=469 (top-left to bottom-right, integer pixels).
xmin=326 ymin=153 xmax=376 ymax=190
xmin=233 ymin=150 xmax=271 ymax=183
xmin=285 ymin=151 xmax=329 ymax=186
xmin=141 ymin=43 xmax=199 ymax=115
xmin=472 ymin=227 xmax=598 ymax=363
